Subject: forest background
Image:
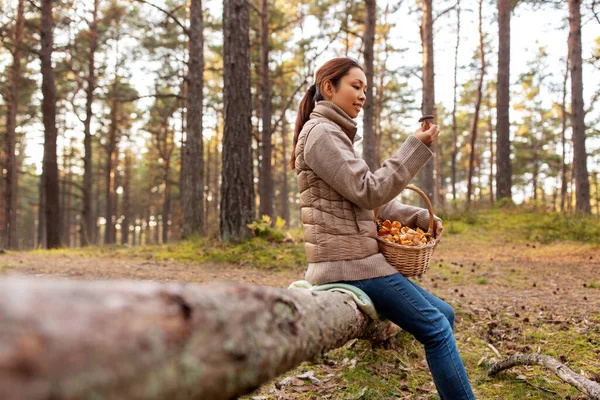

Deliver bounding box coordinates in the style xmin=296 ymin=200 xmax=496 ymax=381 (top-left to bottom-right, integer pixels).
xmin=0 ymin=0 xmax=599 ymax=249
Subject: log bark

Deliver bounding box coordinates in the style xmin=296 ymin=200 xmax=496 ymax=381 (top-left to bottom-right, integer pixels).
xmin=488 ymin=353 xmax=600 ymax=399
xmin=0 ymin=277 xmax=396 ymax=400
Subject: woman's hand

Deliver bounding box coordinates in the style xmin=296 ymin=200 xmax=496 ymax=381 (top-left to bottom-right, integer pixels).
xmin=414 ymin=123 xmax=440 ymax=147
xmin=434 ymin=220 xmax=444 ymax=244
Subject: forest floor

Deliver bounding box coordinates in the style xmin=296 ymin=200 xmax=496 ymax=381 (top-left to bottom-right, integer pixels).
xmin=1 ymin=211 xmax=600 ymax=399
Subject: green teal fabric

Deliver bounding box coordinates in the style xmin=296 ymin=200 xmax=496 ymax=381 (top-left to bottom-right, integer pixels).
xmin=288 ymin=280 xmax=379 ymax=320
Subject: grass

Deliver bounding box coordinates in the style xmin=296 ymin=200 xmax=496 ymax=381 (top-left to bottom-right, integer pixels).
xmin=24 ymin=206 xmax=599 ymax=272
xmin=241 ymin=314 xmax=599 ymax=400
xmin=439 ymin=204 xmax=600 ymax=245
xmin=31 ymin=232 xmax=307 ymax=271
xmin=9 ymin=206 xmax=600 ymax=399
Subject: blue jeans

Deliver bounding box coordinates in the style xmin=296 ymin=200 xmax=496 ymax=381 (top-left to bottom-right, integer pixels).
xmin=343 ymin=273 xmax=475 ymax=400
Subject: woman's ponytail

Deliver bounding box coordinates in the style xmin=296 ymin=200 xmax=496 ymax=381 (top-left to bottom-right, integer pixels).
xmin=290 ymin=85 xmax=317 ymax=170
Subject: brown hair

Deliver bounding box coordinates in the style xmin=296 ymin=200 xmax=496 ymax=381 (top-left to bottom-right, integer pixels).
xmin=289 ymin=57 xmax=363 ymax=170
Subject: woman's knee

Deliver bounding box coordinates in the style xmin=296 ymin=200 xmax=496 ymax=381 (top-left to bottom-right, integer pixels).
xmin=413 ymin=312 xmax=455 ymax=348
xmin=441 ymin=303 xmax=455 ymax=329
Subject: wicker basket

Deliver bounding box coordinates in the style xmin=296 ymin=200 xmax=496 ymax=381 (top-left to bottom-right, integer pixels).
xmin=375 ymin=185 xmax=436 ymax=277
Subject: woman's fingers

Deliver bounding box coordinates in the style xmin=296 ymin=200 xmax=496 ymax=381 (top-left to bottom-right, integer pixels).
xmin=414 ymin=123 xmax=440 ymax=146
xmin=434 ymin=220 xmax=444 ymax=244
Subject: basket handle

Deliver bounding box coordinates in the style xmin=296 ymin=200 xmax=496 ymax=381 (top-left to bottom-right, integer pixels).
xmin=373 ymin=184 xmax=436 ymax=236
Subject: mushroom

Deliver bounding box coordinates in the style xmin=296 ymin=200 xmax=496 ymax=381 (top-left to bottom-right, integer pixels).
xmin=419 ymin=114 xmax=434 ymax=130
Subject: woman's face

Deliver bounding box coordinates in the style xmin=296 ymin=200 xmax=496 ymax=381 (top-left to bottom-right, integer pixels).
xmin=323 ymin=67 xmax=367 ymax=119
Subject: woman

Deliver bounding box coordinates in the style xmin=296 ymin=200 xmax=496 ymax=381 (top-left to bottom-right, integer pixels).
xmin=291 ymin=57 xmax=475 ymax=400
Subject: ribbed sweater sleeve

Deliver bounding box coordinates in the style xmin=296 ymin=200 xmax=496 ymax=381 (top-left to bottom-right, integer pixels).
xmin=378 ymin=200 xmax=441 ymax=232
xmin=304 ymin=125 xmax=433 ymax=210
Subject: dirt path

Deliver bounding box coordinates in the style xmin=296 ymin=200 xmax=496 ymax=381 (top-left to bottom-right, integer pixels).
xmin=0 ymin=252 xmax=304 ymax=288
xmin=2 ymin=240 xmax=598 ymax=323
xmin=2 ymin=240 xmax=599 ymax=309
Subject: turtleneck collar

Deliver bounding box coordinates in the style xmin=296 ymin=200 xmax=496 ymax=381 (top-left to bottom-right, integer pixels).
xmin=310 ymin=101 xmax=361 ymax=143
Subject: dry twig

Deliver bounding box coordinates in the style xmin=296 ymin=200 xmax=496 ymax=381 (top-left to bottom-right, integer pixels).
xmin=488 ymin=353 xmax=600 ymax=399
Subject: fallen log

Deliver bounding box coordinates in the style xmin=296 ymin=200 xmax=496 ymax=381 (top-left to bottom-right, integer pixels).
xmin=0 ymin=277 xmax=398 ymax=400
xmin=488 ymin=353 xmax=600 ymax=399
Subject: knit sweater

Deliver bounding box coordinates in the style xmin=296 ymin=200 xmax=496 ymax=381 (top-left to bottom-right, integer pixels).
xmin=295 ymin=101 xmax=435 ymax=285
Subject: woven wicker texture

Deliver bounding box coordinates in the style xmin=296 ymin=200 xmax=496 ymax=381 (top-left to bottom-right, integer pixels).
xmin=375 ymin=185 xmax=436 ymax=277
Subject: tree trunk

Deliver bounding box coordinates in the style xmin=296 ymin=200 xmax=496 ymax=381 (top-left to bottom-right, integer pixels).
xmin=93 ymin=164 xmax=102 ymax=244
xmin=560 ymin=57 xmax=569 ymax=212
xmin=0 ymin=278 xmax=397 ymax=400
xmin=182 ymin=0 xmax=205 ymax=237
xmin=419 ymin=0 xmax=435 ymax=205
xmin=37 ymin=172 xmax=47 ymax=248
xmin=434 ymin=128 xmax=443 ymax=207
xmin=362 ymin=0 xmax=377 ymax=171
xmin=81 ymin=0 xmax=99 ymax=247
xmin=280 ymin=114 xmax=290 ymax=224
xmin=258 ymin=0 xmax=274 ymax=220
xmin=221 ymin=0 xmax=255 ymax=242
xmin=466 ymin=0 xmax=485 ymax=209
xmin=3 ymin=0 xmax=24 ymax=249
xmin=40 ymin=0 xmax=61 ymax=249
xmin=568 ymin=0 xmax=590 ymax=214
xmin=532 ymin=142 xmax=539 ymax=201
xmin=532 ymin=108 xmax=545 ymax=202
xmin=496 ymin=0 xmax=512 ymax=201
xmin=64 ymin=148 xmax=73 ymax=247
xmin=593 ymin=172 xmax=600 ymax=216
xmin=212 ymin=118 xmax=221 ymax=234
xmin=105 ymin=80 xmax=119 ymax=245
xmin=144 ymin=183 xmax=152 ymax=245
xmin=487 ymin=99 xmax=495 ymax=205
xmin=60 ymin=158 xmax=66 ymax=242
xmin=374 ymin=11 xmax=390 ymax=170
xmin=451 ymin=0 xmax=461 ymax=203
xmin=121 ymin=150 xmax=132 ymax=246
xmin=204 ymin=134 xmax=212 ymax=233
xmin=162 ymin=160 xmax=170 ymax=244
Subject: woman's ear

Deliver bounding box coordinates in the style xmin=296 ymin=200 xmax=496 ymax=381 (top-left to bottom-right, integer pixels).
xmin=322 ymin=80 xmax=334 ymax=99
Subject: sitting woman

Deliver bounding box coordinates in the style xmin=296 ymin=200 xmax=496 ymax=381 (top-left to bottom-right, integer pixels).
xmin=291 ymin=56 xmax=475 ymax=400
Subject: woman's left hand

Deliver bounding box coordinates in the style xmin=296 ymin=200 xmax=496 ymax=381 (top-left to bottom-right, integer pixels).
xmin=434 ymin=220 xmax=444 ymax=244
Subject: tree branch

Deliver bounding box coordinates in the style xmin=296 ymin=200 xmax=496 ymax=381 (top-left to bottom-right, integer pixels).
xmin=593 ymin=0 xmax=600 ymax=24
xmin=101 ymin=93 xmax=186 ymax=102
xmin=249 ymin=0 xmax=262 ymax=16
xmin=339 ymin=26 xmax=363 ymax=40
xmin=434 ymin=4 xmax=457 ymax=24
xmin=488 ymin=353 xmax=600 ymax=399
xmin=26 ymin=0 xmax=41 ymax=11
xmin=130 ymin=0 xmax=189 ymax=36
